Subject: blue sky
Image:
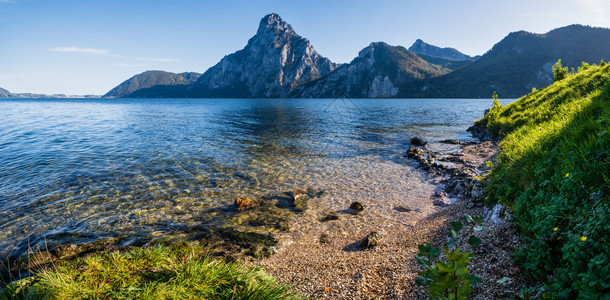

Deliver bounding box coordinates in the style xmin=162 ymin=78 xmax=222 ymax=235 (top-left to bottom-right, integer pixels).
xmin=0 ymin=0 xmax=608 ymax=95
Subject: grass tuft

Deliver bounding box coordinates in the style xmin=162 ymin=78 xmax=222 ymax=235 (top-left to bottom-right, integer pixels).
xmin=1 ymin=244 xmax=301 ymax=299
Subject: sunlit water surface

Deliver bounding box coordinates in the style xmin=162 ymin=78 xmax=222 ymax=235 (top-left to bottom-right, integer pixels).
xmin=0 ymin=98 xmax=512 ymax=259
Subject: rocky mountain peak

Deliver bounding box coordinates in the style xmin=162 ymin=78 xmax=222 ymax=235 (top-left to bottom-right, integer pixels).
xmin=257 ymin=13 xmax=295 ymax=35
xmin=190 ymin=13 xmax=337 ymax=97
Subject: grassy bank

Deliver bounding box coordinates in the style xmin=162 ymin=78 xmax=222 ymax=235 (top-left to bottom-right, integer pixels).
xmin=477 ymin=62 xmax=609 ymax=298
xmin=1 ymin=244 xmax=301 ymax=299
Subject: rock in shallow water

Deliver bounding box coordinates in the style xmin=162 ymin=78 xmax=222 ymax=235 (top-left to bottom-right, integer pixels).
xmin=410 ymin=136 xmax=428 ymax=146
xmin=349 ymin=202 xmax=364 ymax=212
xmin=359 ymin=231 xmax=382 ymax=249
xmin=234 ymin=197 xmax=259 ymax=210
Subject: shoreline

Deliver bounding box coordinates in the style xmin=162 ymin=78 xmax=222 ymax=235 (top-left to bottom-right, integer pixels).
xmin=248 ymin=139 xmax=530 ymax=299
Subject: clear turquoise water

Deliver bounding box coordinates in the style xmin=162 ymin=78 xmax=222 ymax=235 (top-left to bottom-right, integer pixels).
xmin=0 ymin=98 xmax=511 ymax=259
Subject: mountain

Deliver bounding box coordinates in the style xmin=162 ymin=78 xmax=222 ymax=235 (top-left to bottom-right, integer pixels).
xmin=104 ymin=71 xmax=201 ymax=98
xmin=0 ymin=87 xmax=10 ymax=97
xmin=409 ymin=39 xmax=476 ymax=61
xmin=413 ymin=25 xmax=610 ymax=98
xmin=415 ymin=53 xmax=474 ymax=71
xmin=187 ymin=13 xmax=336 ymax=98
xmin=293 ymin=42 xmax=449 ymax=98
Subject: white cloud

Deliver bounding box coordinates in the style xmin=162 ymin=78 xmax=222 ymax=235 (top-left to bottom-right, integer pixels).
xmin=136 ymin=57 xmax=179 ymax=63
xmin=50 ymin=47 xmax=110 ymax=55
xmin=114 ymin=63 xmax=146 ymax=67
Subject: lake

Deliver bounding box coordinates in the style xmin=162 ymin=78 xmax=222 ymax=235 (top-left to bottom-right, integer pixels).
xmin=0 ymin=98 xmax=511 ymax=260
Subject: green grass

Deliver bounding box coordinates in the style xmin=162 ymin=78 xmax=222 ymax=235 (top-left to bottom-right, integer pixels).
xmin=479 ymin=62 xmax=610 ymax=298
xmin=1 ymin=244 xmax=301 ymax=300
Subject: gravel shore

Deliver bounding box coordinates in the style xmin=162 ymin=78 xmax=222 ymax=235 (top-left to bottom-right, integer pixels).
xmin=250 ymin=141 xmax=530 ymax=299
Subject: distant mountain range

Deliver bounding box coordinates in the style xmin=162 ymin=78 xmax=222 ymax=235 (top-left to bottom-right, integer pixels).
xmin=97 ymin=14 xmax=610 ymax=99
xmin=0 ymin=86 xmax=100 ymax=99
xmin=0 ymin=87 xmax=10 ymax=97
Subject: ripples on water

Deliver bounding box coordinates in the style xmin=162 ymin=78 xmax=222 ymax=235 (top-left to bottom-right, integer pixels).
xmin=0 ymin=98 xmax=510 ymax=259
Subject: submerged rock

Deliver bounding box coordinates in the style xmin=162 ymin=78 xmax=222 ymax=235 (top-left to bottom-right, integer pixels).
xmin=234 ymin=197 xmax=259 ymax=210
xmin=292 ymin=189 xmax=310 ymax=211
xmin=359 ymin=231 xmax=382 ymax=249
xmin=322 ymin=211 xmax=340 ymax=221
xmin=394 ymin=206 xmax=421 ymax=213
xmin=319 ymin=233 xmax=331 ymax=244
xmin=440 ymin=139 xmax=462 ymax=145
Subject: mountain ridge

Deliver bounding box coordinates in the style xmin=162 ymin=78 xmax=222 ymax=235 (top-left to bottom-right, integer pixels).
xmin=409 ymin=39 xmax=476 ymax=61
xmin=103 ymin=16 xmax=610 ymax=99
xmin=294 ymin=42 xmax=449 ymax=98
xmin=410 ymin=24 xmax=610 ymax=98
xmin=104 ymin=70 xmax=201 ymax=98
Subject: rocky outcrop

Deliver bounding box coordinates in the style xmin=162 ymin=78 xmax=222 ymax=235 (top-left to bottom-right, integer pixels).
xmin=294 ymin=42 xmax=448 ymax=98
xmin=189 ymin=13 xmax=336 ymax=98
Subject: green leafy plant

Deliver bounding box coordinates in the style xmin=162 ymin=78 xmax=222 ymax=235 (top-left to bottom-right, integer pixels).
xmin=415 ymin=214 xmax=483 ymax=300
xmin=552 ymin=59 xmax=569 ymax=81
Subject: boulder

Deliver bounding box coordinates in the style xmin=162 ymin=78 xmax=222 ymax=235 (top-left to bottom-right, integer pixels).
xmin=410 ymin=136 xmax=428 ymax=146
xmin=359 ymin=231 xmax=382 ymax=249
xmin=234 ymin=197 xmax=259 ymax=210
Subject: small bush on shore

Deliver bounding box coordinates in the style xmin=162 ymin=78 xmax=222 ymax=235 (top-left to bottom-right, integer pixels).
xmin=478 ymin=62 xmax=610 ymax=298
xmin=1 ymin=244 xmax=301 ymax=299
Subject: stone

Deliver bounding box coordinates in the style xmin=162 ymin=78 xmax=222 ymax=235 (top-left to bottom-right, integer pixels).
xmin=319 ymin=233 xmax=331 ymax=244
xmin=359 ymin=231 xmax=382 ymax=249
xmin=234 ymin=197 xmax=259 ymax=210
xmin=52 ymin=243 xmax=79 ymax=258
xmin=292 ymin=189 xmax=310 ymax=211
xmin=410 ymin=136 xmax=428 ymax=146
xmin=406 ymin=146 xmax=423 ymax=158
xmin=484 ymin=204 xmax=507 ymax=224
xmin=432 ymin=191 xmax=447 ymax=198
xmin=349 ymin=202 xmax=364 ymax=212
xmin=433 ymin=199 xmax=450 ymax=207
